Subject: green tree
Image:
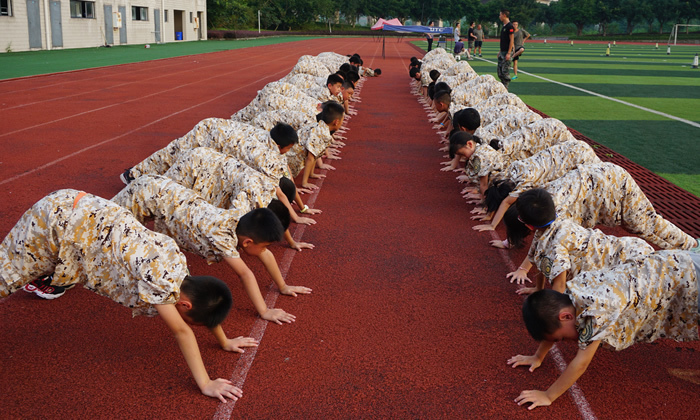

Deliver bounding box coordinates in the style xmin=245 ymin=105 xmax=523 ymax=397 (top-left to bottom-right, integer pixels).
xmin=619 ymin=0 xmax=642 ymax=34
xmin=207 ymin=0 xmax=254 ymax=29
xmin=595 ymin=0 xmax=621 ymax=35
xmin=651 ymin=0 xmax=681 ymax=33
xmin=500 ymin=0 xmax=539 ymax=26
xmin=536 ymin=1 xmax=561 ymax=34
xmin=560 ymin=0 xmax=596 ymax=35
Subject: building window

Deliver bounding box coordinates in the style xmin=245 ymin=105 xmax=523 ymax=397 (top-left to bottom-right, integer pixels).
xmin=189 ymin=12 xmax=193 ymax=23
xmin=1 ymin=0 xmax=12 ymax=16
xmin=70 ymin=0 xmax=94 ymax=19
xmin=132 ymin=6 xmax=148 ymax=21
xmin=164 ymin=10 xmax=168 ymax=22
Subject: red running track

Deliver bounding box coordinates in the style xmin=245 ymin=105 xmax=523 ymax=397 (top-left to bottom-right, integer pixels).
xmin=1 ymin=38 xmax=698 ymax=419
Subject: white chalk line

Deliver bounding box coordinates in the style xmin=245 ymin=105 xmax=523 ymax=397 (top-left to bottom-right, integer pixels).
xmin=477 ymin=57 xmax=700 ymax=129
xmin=487 ymin=232 xmax=597 ymax=420
xmin=414 ymin=53 xmax=597 ymax=417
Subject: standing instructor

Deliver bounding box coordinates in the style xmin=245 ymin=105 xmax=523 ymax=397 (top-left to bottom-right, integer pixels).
xmin=497 ymin=9 xmax=515 ymax=89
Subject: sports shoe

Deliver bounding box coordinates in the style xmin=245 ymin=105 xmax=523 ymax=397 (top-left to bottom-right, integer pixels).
xmin=23 ymin=276 xmax=66 ymax=300
xmin=512 ymin=76 xmax=518 ymax=80
xmin=479 ymin=54 xmax=482 ymax=57
xmin=120 ymin=168 xmax=134 ymax=185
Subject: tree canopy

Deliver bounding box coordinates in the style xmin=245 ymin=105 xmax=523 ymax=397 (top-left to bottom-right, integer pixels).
xmin=207 ymin=0 xmax=699 ymax=34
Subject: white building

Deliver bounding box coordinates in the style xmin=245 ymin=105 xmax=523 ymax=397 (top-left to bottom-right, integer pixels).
xmin=0 ymin=0 xmax=206 ymax=52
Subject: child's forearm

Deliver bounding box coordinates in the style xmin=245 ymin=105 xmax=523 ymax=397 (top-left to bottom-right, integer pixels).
xmin=544 ymin=341 xmax=600 ymax=404
xmin=257 ymin=249 xmax=288 ymax=292
xmin=209 ymin=325 xmax=229 ymax=348
xmin=489 ymin=195 xmax=516 ymax=229
xmin=302 ymin=153 xmax=317 ymax=185
xmin=551 ymin=272 xmax=567 ymax=293
xmin=224 ymin=257 xmax=268 ymax=316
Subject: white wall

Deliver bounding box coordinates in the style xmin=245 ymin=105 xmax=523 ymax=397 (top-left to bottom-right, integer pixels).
xmin=0 ymin=0 xmax=205 ymax=52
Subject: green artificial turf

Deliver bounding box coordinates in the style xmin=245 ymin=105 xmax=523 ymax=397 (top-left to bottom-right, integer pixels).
xmin=416 ymin=40 xmax=700 ymax=197
xmin=0 ymin=36 xmax=321 ymax=80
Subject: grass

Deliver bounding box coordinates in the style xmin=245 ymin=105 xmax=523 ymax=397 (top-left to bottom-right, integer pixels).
xmin=0 ymin=36 xmax=322 ymax=80
xmin=416 ymin=39 xmax=700 ymax=197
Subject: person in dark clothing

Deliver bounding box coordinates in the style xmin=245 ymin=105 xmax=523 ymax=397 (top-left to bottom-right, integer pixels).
xmin=497 ymin=9 xmax=515 ymax=89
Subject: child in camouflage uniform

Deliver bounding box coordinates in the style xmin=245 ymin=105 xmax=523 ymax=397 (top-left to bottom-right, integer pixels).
xmin=508 ymin=250 xmax=699 ymax=410
xmin=112 ymin=175 xmax=312 ymax=324
xmin=0 ymin=190 xmax=256 ymax=402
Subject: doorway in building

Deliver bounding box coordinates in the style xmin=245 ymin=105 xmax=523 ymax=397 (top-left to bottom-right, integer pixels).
xmin=173 ymin=10 xmax=183 ymax=40
xmin=197 ymin=11 xmax=203 ymax=40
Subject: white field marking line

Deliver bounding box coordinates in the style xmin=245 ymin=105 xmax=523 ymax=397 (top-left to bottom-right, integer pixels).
xmin=0 ymin=69 xmax=289 ymax=187
xmin=416 ymin=63 xmax=597 ymax=417
xmin=0 ymin=54 xmax=298 ymax=139
xmin=487 ymin=230 xmax=597 ymax=420
xmin=477 ymin=57 xmax=700 ymax=129
xmin=1 ymin=49 xmax=277 ymax=111
xmin=212 ymin=183 xmax=323 ymax=420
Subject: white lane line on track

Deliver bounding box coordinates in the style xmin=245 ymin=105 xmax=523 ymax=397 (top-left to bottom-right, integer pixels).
xmin=488 ymin=232 xmax=597 ymax=420
xmin=213 ymin=40 xmax=375 ymax=418
xmin=212 ymin=184 xmax=323 ymax=420
xmin=476 ymin=57 xmax=700 ymax=129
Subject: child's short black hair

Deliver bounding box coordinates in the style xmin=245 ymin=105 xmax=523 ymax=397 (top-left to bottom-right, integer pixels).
xmin=429 ymin=69 xmax=441 ymax=82
xmin=522 ymin=289 xmax=574 ymax=341
xmin=516 ymin=188 xmax=556 ymax=228
xmin=270 ymin=122 xmax=298 ymax=148
xmin=484 ymin=179 xmax=516 ymax=213
xmin=448 ymin=131 xmax=481 ymax=158
xmin=409 ymin=67 xmax=420 ymax=79
xmin=236 ymin=208 xmax=284 ymax=243
xmin=434 ymin=90 xmax=452 ymax=106
xmin=374 ymin=69 xmax=382 ymax=75
xmin=504 ymin=205 xmax=531 ymax=249
xmin=434 ymin=82 xmax=451 ymax=94
xmin=342 ymin=80 xmax=355 ymax=90
xmin=349 ymin=55 xmax=361 ymax=65
xmin=427 ymin=83 xmax=436 ymax=100
xmin=453 ymin=107 xmax=481 ymax=131
xmin=266 ymin=199 xmax=291 ymax=231
xmin=278 ymin=176 xmax=296 ymax=203
xmin=326 ymin=73 xmax=344 ymax=86
xmin=345 ymin=71 xmax=360 ymax=84
xmin=180 ymin=275 xmax=232 ymax=328
xmin=339 ymin=63 xmax=352 ymax=73
xmin=317 ymin=101 xmax=345 ymax=125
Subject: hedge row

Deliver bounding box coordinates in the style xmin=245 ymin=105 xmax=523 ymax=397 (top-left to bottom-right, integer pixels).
xmin=207 ymin=29 xmax=407 ymax=39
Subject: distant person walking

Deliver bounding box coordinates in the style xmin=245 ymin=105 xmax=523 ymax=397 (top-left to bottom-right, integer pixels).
xmin=426 ymin=21 xmax=435 ymax=52
xmin=512 ymin=21 xmax=531 ymax=80
xmin=454 ymin=22 xmax=461 ymax=43
xmin=497 ymin=9 xmax=515 ymax=89
xmin=473 ymin=24 xmax=484 ymax=57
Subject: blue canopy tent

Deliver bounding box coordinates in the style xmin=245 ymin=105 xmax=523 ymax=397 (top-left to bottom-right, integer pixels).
xmin=380 ymin=25 xmax=454 ymax=58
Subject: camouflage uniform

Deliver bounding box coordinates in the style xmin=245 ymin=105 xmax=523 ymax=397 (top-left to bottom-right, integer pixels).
xmin=568 ymin=250 xmax=699 ymax=350
xmin=286 ymin=121 xmax=333 ymax=178
xmin=528 ymin=217 xmax=654 ymax=282
xmin=129 ymin=118 xmax=263 ymax=179
xmin=112 ymin=175 xmax=242 ymax=263
xmin=286 ymin=55 xmax=332 ymax=78
xmin=0 ymin=190 xmax=187 ymax=317
xmin=473 ymin=93 xmax=529 ymax=114
xmin=499 ymin=118 xmax=576 ymax=161
xmin=508 ymin=140 xmax=601 ymax=198
xmin=232 ymin=82 xmax=321 ymax=122
xmin=474 ymin=112 xmax=542 ymax=142
xmin=163 ymin=147 xmax=276 ymax=214
xmin=545 ymin=162 xmax=699 ymax=250
xmin=479 ymin=104 xmax=529 ymax=127
xmin=282 ymin=73 xmax=327 ymax=91
xmin=251 ymin=110 xmax=317 ymax=132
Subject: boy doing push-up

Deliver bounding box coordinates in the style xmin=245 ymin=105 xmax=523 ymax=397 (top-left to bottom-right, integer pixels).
xmin=0 ymin=190 xmax=256 ymax=401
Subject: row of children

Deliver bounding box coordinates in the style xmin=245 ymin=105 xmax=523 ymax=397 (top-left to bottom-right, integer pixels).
xmin=410 ymin=49 xmax=700 ymax=410
xmin=1 ymin=52 xmax=380 ymax=402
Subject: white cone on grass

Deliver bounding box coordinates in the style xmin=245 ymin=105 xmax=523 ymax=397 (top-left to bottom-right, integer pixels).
xmin=693 ymin=54 xmax=699 ymax=69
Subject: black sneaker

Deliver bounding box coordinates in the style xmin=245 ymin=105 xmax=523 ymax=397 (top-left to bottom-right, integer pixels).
xmin=120 ymin=168 xmax=134 ymax=185
xmin=23 ymin=276 xmax=66 ymax=300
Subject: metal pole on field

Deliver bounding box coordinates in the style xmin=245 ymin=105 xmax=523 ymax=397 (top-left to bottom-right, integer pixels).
xmin=160 ymin=0 xmax=165 ymax=43
xmin=258 ymin=10 xmax=261 ymax=33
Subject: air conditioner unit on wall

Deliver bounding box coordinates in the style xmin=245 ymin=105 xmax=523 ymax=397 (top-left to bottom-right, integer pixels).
xmin=193 ymin=17 xmax=199 ymax=29
xmin=113 ymin=12 xmax=122 ymax=29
